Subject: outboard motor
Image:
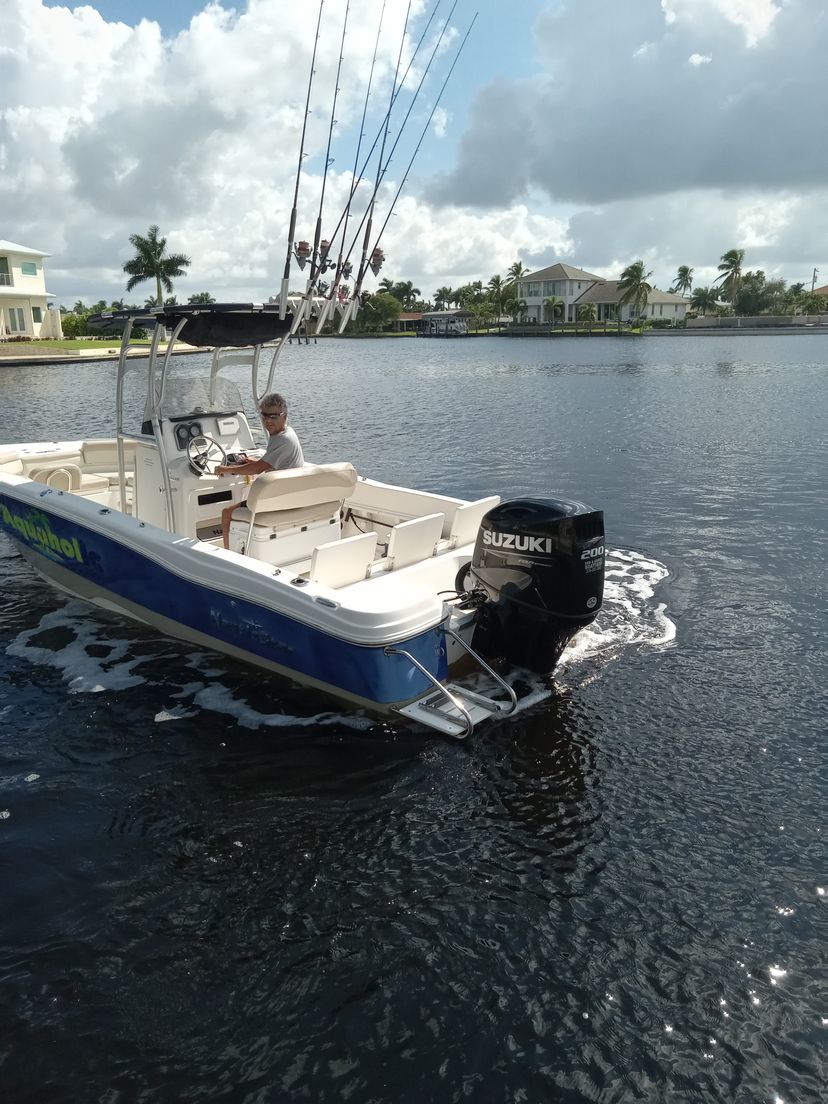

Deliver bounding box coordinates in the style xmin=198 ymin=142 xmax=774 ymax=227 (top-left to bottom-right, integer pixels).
xmin=468 ymin=498 xmax=604 ymax=672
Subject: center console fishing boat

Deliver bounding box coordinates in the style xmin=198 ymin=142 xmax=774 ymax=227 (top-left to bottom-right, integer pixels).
xmin=0 ymin=304 xmax=605 ymax=737
xmin=0 ymin=6 xmax=605 ymax=736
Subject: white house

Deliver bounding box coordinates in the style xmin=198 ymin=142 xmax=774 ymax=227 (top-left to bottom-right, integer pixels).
xmin=518 ymin=262 xmax=689 ymax=324
xmin=574 ymin=280 xmax=689 ymax=323
xmin=518 ymin=262 xmax=605 ymax=322
xmin=0 ymin=240 xmax=58 ymax=338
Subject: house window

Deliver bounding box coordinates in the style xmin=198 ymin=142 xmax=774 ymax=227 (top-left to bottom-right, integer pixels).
xmin=659 ymin=305 xmax=664 ymax=316
xmin=32 ymin=306 xmax=43 ymax=323
xmin=21 ymin=261 xmax=38 ymax=276
xmin=7 ymin=308 xmax=26 ymax=332
xmin=0 ymin=257 xmax=10 ymax=286
xmin=527 ymin=282 xmax=540 ymax=297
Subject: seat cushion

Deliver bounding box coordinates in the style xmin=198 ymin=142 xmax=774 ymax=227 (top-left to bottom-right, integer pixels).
xmin=232 ymin=500 xmax=341 ymax=531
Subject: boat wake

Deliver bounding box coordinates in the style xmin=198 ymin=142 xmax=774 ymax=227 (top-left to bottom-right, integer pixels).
xmin=464 ymin=547 xmax=675 ymax=714
xmin=6 ymin=549 xmax=672 ymax=733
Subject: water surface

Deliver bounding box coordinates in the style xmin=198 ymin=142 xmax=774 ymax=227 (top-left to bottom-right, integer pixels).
xmin=0 ymin=334 xmax=825 ymax=1102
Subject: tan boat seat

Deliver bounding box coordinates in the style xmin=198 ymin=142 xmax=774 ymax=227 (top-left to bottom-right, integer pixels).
xmin=236 ymin=462 xmax=358 ymax=530
xmin=28 ymin=463 xmax=111 ymax=495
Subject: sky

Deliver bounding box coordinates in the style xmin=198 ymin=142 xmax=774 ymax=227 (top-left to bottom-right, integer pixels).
xmin=2 ymin=0 xmax=826 ymax=306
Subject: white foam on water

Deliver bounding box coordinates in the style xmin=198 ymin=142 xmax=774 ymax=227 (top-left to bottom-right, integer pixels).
xmin=154 ymin=706 xmax=200 ymax=723
xmin=6 ymin=602 xmax=148 ymax=693
xmin=6 ymin=548 xmax=672 ymax=735
xmin=558 ymin=548 xmax=675 ymax=670
xmin=191 ymin=683 xmax=374 ymax=731
xmin=452 ymin=548 xmax=674 ymax=725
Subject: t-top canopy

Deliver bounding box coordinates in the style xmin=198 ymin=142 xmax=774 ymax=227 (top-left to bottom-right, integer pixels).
xmin=88 ymin=304 xmax=294 ymax=348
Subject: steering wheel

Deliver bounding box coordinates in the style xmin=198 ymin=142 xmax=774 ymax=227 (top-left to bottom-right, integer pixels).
xmin=187 ymin=435 xmax=227 ymax=477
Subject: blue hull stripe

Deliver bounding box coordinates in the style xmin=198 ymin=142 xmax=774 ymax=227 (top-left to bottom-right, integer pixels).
xmin=0 ymin=492 xmax=447 ymax=705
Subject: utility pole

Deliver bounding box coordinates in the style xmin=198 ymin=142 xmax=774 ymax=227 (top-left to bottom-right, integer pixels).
xmin=812 ymin=267 xmax=818 ymax=292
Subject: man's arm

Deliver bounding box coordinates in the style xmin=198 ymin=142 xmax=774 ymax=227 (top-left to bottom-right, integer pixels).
xmin=215 ymin=457 xmax=273 ymax=478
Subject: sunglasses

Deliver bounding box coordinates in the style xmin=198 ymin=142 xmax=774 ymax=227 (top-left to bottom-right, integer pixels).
xmin=260 ymin=410 xmax=286 ymax=421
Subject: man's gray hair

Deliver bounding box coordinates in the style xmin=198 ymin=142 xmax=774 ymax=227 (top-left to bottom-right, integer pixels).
xmin=259 ymin=392 xmax=287 ymax=413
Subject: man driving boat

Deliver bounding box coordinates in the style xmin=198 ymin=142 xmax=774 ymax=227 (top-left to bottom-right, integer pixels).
xmin=217 ymin=392 xmax=304 ymax=547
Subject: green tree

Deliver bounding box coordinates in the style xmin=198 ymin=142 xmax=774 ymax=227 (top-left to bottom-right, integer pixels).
xmin=359 ymin=291 xmax=401 ymax=331
xmin=578 ymin=302 xmax=597 ymax=331
xmin=433 ymin=286 xmax=453 ymax=310
xmin=689 ymin=286 xmax=718 ymax=314
xmin=670 ymin=265 xmax=694 ymax=296
xmin=800 ymin=292 xmax=826 ymax=314
xmin=387 ymin=280 xmax=421 ymax=309
xmin=61 ymin=312 xmax=90 ymax=338
xmin=188 ymin=291 xmax=216 ymax=304
xmin=488 ymin=275 xmax=505 ymax=328
xmin=506 ymin=260 xmax=529 ymax=285
xmin=618 ymin=259 xmax=653 ymax=323
xmin=543 ymin=295 xmax=563 ymax=323
xmin=511 ymin=298 xmax=528 ymax=323
xmin=378 ymin=277 xmax=395 ymax=294
xmin=715 ymin=248 xmax=745 ymax=304
xmin=123 ymin=225 xmax=191 ymax=306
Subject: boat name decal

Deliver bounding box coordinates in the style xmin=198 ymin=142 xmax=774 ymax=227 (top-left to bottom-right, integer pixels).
xmin=0 ymin=502 xmax=84 ymax=563
xmin=482 ymin=530 xmax=553 ymax=554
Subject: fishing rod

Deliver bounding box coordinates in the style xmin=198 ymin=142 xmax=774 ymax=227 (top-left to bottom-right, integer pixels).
xmin=370 ymin=13 xmax=477 ymax=264
xmin=342 ymin=0 xmax=412 ymax=331
xmin=313 ymin=0 xmax=387 ymax=336
xmin=314 ymin=0 xmax=446 ymax=331
xmin=288 ymin=0 xmax=351 ymax=335
xmin=278 ymin=0 xmax=325 ymax=321
xmin=338 ymin=1 xmax=464 ymax=331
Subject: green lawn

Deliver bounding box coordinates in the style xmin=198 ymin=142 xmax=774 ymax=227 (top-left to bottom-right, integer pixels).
xmin=0 ymin=338 xmax=158 ymax=356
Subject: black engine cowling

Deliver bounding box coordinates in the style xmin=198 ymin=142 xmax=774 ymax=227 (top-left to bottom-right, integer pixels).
xmin=469 ymin=498 xmax=605 ymax=672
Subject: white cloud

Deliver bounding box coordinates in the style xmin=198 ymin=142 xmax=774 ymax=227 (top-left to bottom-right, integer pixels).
xmin=662 ymin=0 xmax=781 ymax=47
xmin=1 ymin=0 xmax=825 ymax=305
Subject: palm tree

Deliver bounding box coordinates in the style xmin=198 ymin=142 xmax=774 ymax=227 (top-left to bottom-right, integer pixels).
xmin=378 ymin=277 xmax=395 ymax=294
xmin=512 ymin=298 xmax=528 ymax=323
xmin=578 ymin=303 xmax=597 ymax=332
xmin=543 ymin=295 xmax=563 ymax=324
xmin=434 ymin=286 xmax=453 ymax=310
xmin=72 ymin=299 xmax=87 ymax=314
xmin=488 ymin=275 xmax=505 ymax=328
xmin=390 ymin=280 xmax=421 ymax=309
xmin=123 ymin=225 xmax=191 ymax=306
xmin=690 ymin=286 xmax=718 ymax=315
xmin=715 ymin=248 xmax=745 ymax=304
xmin=506 ymin=261 xmax=529 ymax=285
xmin=671 ymin=265 xmax=694 ymax=296
xmin=618 ymin=259 xmax=653 ymax=325
xmin=188 ymin=291 xmax=216 ymax=304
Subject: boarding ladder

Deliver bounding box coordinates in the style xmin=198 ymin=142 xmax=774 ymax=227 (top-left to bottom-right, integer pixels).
xmin=387 ymin=629 xmax=518 ymax=739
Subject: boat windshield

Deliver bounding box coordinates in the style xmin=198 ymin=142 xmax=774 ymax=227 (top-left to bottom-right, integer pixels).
xmin=160 ymin=376 xmax=245 ymax=420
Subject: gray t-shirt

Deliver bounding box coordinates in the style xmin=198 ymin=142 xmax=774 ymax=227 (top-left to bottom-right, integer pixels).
xmin=262 ymin=425 xmax=304 ymax=470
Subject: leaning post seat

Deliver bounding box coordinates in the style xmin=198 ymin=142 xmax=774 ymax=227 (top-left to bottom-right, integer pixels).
xmin=228 ymin=462 xmax=358 ymax=563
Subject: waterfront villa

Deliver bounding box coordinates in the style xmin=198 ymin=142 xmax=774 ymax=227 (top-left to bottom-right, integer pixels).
xmin=518 ymin=262 xmax=689 ymax=324
xmin=518 ymin=263 xmax=605 ymax=323
xmin=575 ymin=280 xmax=689 ymax=324
xmin=0 ymin=240 xmax=56 ymax=338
